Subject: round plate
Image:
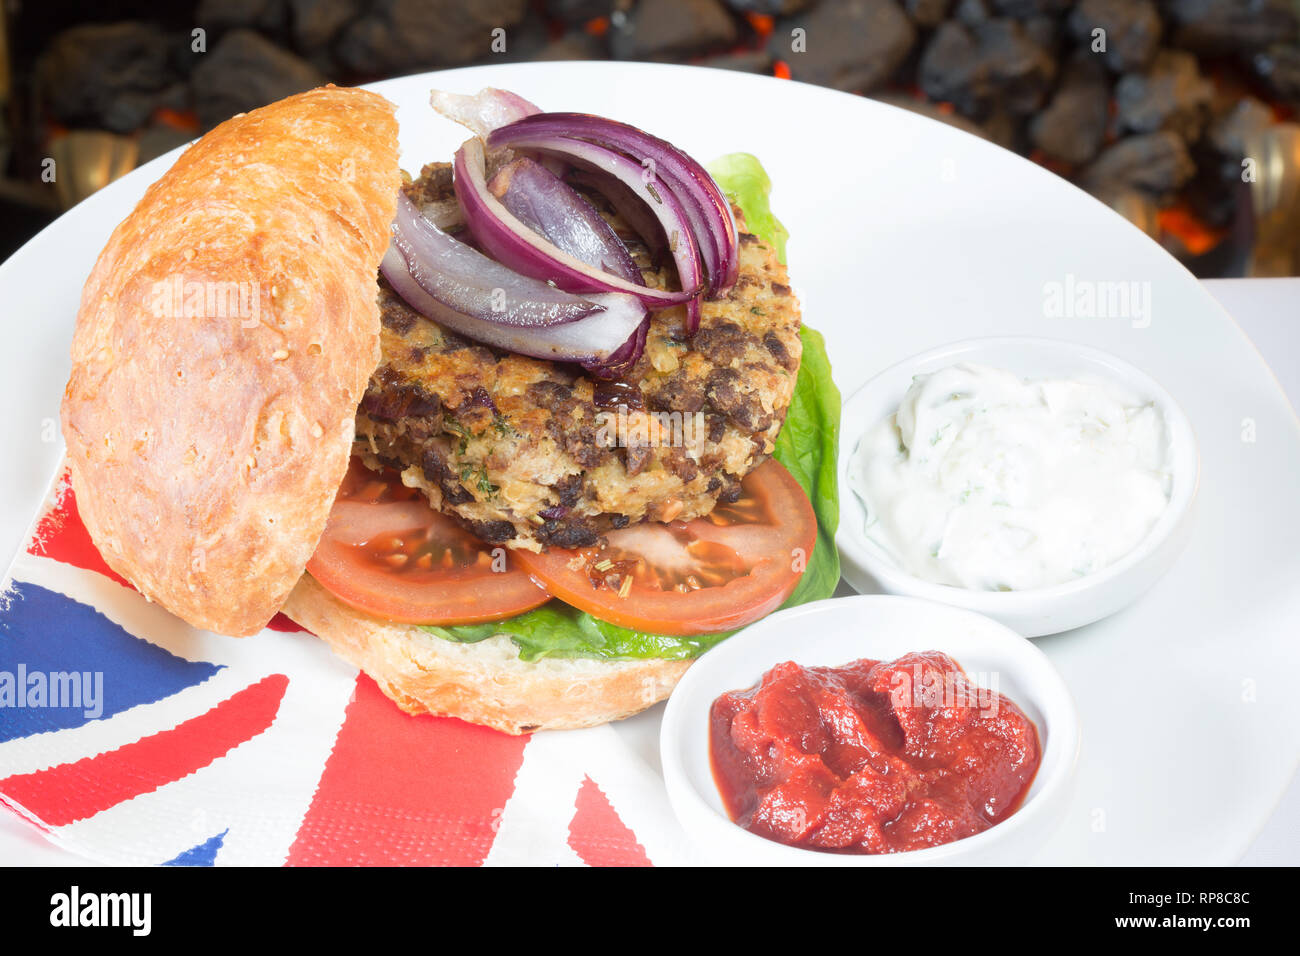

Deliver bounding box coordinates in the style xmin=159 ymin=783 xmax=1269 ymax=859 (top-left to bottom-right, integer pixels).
xmin=2 ymin=62 xmax=1297 ymax=864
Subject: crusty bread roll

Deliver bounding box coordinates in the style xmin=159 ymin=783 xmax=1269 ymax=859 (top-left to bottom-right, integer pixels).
xmin=283 ymin=574 xmax=691 ymax=734
xmin=62 ymin=85 xmax=400 ymax=636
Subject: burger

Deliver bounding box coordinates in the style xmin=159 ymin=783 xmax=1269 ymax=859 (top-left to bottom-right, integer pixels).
xmin=60 ymin=85 xmax=840 ymax=734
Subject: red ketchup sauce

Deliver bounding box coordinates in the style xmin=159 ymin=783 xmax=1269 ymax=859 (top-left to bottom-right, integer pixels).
xmin=709 ymin=651 xmax=1041 ymax=854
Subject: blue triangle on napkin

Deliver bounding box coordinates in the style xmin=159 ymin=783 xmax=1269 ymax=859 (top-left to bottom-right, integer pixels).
xmin=0 ymin=581 xmax=222 ymax=742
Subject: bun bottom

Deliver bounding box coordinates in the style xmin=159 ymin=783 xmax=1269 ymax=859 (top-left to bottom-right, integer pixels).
xmin=282 ymin=575 xmax=692 ymax=734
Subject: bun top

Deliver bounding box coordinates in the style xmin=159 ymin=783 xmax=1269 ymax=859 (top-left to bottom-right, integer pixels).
xmin=61 ymin=85 xmax=400 ymax=636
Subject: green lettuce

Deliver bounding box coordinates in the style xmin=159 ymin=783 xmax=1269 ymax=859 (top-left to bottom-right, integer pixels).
xmin=707 ymin=152 xmax=789 ymax=264
xmin=772 ymin=324 xmax=841 ymax=611
xmin=421 ymin=603 xmax=731 ymax=662
xmin=422 ymin=154 xmax=840 ymax=661
xmin=709 ymin=153 xmax=841 ymax=613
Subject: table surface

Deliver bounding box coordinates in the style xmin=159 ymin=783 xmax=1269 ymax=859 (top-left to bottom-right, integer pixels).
xmin=2 ymin=277 xmax=1296 ymax=867
xmin=1199 ymin=278 xmax=1299 ymax=868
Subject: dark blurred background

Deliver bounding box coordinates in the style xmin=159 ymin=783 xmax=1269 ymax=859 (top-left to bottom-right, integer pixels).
xmin=2 ymin=0 xmax=1298 ymax=274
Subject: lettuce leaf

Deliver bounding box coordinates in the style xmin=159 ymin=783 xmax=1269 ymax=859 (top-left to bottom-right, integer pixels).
xmin=772 ymin=324 xmax=841 ymax=611
xmin=421 ymin=602 xmax=732 ymax=662
xmin=422 ymin=154 xmax=840 ymax=661
xmin=711 ymin=153 xmax=841 ymax=612
xmin=707 ymin=152 xmax=789 ymax=264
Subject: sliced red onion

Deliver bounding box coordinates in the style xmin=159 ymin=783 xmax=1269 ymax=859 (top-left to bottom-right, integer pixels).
xmin=428 ymin=88 xmax=568 ymax=181
xmin=600 ymin=314 xmax=650 ymax=378
xmin=566 ymin=168 xmax=670 ymax=268
xmin=428 ymin=88 xmax=541 ymax=139
xmin=489 ymin=113 xmax=739 ymax=300
xmin=384 ymin=245 xmax=647 ymax=374
xmin=489 ymin=157 xmax=642 ymax=284
xmin=454 ymin=138 xmax=697 ymax=308
xmin=478 ymin=132 xmax=705 ymax=333
xmin=382 ymin=195 xmax=649 ymax=374
xmin=390 ymin=191 xmax=598 ymax=327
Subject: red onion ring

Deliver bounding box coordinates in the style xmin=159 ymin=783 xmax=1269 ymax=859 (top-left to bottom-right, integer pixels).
xmin=429 ymin=88 xmax=540 ymax=139
xmin=489 ymin=157 xmax=642 ymax=285
xmin=382 ymin=195 xmax=649 ymax=375
xmin=454 ymin=138 xmax=697 ymax=308
xmin=390 ymin=191 xmax=601 ymax=327
xmin=488 ymin=113 xmax=739 ymax=301
xmin=479 ymin=132 xmax=706 ymax=333
xmin=566 ymin=168 xmax=670 ymax=268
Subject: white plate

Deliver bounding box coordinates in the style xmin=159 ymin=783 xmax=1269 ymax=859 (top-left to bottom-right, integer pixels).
xmin=661 ymin=595 xmax=1079 ymax=865
xmin=2 ymin=62 xmax=1298 ymax=865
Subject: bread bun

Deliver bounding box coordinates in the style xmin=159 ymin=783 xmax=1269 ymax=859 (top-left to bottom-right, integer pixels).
xmin=282 ymin=574 xmax=692 ymax=734
xmin=61 ymin=86 xmax=400 ymax=636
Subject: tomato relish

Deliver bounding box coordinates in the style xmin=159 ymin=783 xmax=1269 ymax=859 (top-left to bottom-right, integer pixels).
xmin=709 ymin=651 xmax=1041 ymax=854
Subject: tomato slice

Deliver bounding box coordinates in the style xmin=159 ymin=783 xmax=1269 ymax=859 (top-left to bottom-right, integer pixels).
xmin=306 ymin=458 xmax=551 ymax=625
xmin=512 ymin=460 xmax=817 ymax=635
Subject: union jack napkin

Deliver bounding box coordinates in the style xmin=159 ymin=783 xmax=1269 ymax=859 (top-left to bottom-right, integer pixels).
xmin=0 ymin=465 xmax=701 ymax=866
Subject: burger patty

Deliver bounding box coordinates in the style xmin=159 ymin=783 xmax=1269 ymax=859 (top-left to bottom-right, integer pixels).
xmin=355 ymin=161 xmax=802 ymax=550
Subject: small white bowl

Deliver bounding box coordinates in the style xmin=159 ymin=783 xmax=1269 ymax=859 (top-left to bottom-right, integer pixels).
xmin=836 ymin=336 xmax=1200 ymax=637
xmin=660 ymin=595 xmax=1079 ymax=866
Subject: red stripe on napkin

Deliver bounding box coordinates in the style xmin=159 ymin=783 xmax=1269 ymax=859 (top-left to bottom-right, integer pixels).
xmin=27 ymin=478 xmax=130 ymax=589
xmin=265 ymin=613 xmax=309 ymax=633
xmin=568 ymin=776 xmax=651 ymax=867
xmin=28 ymin=475 xmax=314 ymax=638
xmin=285 ymin=674 xmax=528 ymax=866
xmin=0 ymin=674 xmax=288 ymax=826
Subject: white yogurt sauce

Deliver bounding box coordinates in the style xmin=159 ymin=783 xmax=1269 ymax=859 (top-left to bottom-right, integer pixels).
xmin=849 ymin=363 xmax=1172 ymax=591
